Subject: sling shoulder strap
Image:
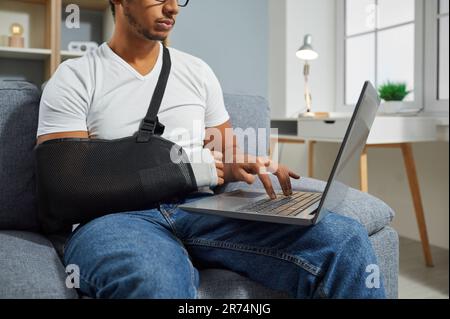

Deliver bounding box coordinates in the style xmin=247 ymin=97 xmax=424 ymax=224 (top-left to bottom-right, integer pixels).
xmin=136 ymin=45 xmax=172 ymax=143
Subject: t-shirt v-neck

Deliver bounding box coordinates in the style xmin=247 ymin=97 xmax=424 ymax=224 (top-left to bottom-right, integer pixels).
xmin=103 ymin=41 xmax=163 ymax=81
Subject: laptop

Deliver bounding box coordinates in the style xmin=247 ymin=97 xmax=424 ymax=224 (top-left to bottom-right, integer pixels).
xmin=180 ymin=81 xmax=381 ymax=226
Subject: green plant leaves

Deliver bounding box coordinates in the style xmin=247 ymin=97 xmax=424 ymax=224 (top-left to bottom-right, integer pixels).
xmin=378 ymin=81 xmax=411 ymax=101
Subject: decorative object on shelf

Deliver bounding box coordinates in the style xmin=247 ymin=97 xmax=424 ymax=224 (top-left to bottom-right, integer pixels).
xmin=378 ymin=81 xmax=412 ymax=114
xmin=296 ymin=34 xmax=319 ymax=118
xmin=8 ymin=23 xmax=25 ymax=48
xmin=0 ymin=35 xmax=8 ymax=47
xmin=68 ymin=41 xmax=99 ymax=54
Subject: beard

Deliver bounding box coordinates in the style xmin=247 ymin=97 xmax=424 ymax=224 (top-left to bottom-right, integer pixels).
xmin=123 ymin=6 xmax=166 ymax=42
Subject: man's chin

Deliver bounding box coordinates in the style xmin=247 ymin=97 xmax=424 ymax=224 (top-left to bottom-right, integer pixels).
xmin=140 ymin=30 xmax=168 ymax=42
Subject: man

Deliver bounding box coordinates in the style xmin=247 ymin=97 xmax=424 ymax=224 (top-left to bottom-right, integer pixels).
xmin=37 ymin=0 xmax=385 ymax=298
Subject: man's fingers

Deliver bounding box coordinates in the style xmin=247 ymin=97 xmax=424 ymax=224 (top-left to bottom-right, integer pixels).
xmin=273 ymin=166 xmax=296 ymax=196
xmin=258 ymin=173 xmax=276 ymax=200
xmin=289 ymin=171 xmax=300 ymax=179
xmin=216 ymin=169 xmax=224 ymax=178
xmin=277 ymin=174 xmax=292 ymax=196
xmin=286 ymin=169 xmax=294 ymax=195
xmin=286 ymin=175 xmax=293 ymax=195
xmin=212 ymin=151 xmax=223 ymax=161
xmin=217 ymin=177 xmax=225 ymax=186
xmin=238 ymin=168 xmax=256 ymax=185
xmin=215 ymin=161 xmax=224 ymax=169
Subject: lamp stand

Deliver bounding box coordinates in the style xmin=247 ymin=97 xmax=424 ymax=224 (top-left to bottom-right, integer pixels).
xmin=300 ymin=61 xmax=315 ymax=117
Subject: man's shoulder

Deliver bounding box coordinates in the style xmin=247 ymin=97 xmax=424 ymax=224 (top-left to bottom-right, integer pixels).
xmin=167 ymin=46 xmax=210 ymax=70
xmin=43 ymin=48 xmax=100 ymax=96
xmin=56 ymin=44 xmax=105 ymax=77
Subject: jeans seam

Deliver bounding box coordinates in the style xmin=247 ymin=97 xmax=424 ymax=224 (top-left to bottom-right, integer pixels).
xmin=316 ymin=281 xmax=329 ymax=299
xmin=184 ymin=238 xmax=324 ymax=277
xmin=315 ymin=226 xmax=364 ymax=299
xmin=186 ymin=255 xmax=198 ymax=299
xmin=152 ymin=206 xmax=198 ymax=297
xmin=159 ymin=206 xmax=181 ymax=238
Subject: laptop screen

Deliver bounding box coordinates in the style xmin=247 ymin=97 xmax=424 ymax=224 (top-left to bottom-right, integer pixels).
xmin=314 ymin=81 xmax=381 ymax=223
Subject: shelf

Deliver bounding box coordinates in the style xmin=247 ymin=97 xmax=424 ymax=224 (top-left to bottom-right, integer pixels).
xmin=61 ymin=50 xmax=85 ymax=60
xmin=0 ymin=46 xmax=51 ymax=60
xmin=0 ymin=0 xmax=110 ymax=83
xmin=14 ymin=0 xmax=47 ymax=5
xmin=14 ymin=0 xmax=109 ymax=11
xmin=62 ymin=0 xmax=109 ymax=11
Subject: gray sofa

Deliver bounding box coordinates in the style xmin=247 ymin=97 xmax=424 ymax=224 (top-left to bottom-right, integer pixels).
xmin=0 ymin=80 xmax=398 ymax=299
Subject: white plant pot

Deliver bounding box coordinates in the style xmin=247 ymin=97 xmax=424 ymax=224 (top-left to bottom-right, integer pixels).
xmin=378 ymin=101 xmax=406 ymax=114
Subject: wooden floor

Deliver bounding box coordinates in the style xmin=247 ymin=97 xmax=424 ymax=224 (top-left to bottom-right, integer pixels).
xmin=399 ymin=237 xmax=449 ymax=299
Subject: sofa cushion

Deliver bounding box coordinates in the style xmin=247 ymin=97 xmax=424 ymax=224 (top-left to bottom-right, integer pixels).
xmin=369 ymin=226 xmax=398 ymax=299
xmin=0 ymin=80 xmax=40 ymax=231
xmin=224 ymin=94 xmax=270 ymax=156
xmin=218 ymin=176 xmax=395 ymax=236
xmin=198 ymin=269 xmax=289 ymax=299
xmin=0 ymin=231 xmax=78 ymax=299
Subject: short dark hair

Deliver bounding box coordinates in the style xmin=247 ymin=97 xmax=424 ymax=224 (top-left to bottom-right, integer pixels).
xmin=109 ymin=1 xmax=115 ymax=18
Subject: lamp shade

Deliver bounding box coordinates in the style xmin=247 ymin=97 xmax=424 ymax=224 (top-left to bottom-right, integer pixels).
xmin=296 ymin=34 xmax=318 ymax=60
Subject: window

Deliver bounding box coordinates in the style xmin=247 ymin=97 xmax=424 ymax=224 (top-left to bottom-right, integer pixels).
xmin=338 ymin=0 xmax=449 ymax=112
xmin=438 ymin=0 xmax=449 ymax=100
xmin=424 ymin=0 xmax=449 ymax=112
xmin=342 ymin=0 xmax=418 ymax=106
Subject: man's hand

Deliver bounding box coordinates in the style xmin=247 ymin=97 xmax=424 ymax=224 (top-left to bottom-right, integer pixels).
xmin=204 ymin=121 xmax=299 ymax=198
xmin=214 ymin=152 xmax=300 ymax=199
xmin=212 ymin=151 xmax=225 ymax=186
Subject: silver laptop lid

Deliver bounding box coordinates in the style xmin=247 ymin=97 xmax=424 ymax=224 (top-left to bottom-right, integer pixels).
xmin=313 ymin=81 xmax=381 ymax=224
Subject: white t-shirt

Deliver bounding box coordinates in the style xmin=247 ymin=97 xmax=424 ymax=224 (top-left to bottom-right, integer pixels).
xmin=37 ymin=41 xmax=229 ymax=188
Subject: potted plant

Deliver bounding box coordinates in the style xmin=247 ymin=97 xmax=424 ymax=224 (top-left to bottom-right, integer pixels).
xmin=378 ymin=81 xmax=412 ymax=114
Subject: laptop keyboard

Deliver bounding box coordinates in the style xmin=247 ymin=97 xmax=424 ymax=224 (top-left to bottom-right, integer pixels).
xmin=238 ymin=192 xmax=322 ymax=217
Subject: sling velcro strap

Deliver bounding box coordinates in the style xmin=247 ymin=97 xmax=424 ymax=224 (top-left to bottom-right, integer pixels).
xmin=136 ymin=117 xmax=165 ymax=142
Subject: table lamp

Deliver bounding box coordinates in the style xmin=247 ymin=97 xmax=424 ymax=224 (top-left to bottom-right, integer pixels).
xmin=296 ymin=34 xmax=318 ymax=117
xmin=8 ymin=23 xmax=25 ymax=48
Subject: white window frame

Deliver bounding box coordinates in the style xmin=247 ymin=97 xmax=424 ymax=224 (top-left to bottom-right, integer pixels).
xmin=336 ymin=0 xmax=425 ymax=112
xmin=424 ymin=0 xmax=450 ymax=113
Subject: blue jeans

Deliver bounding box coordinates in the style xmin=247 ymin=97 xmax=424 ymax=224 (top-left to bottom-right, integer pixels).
xmin=63 ymin=194 xmax=386 ymax=299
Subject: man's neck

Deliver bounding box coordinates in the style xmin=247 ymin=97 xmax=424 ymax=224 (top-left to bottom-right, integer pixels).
xmin=108 ymin=31 xmax=161 ymax=77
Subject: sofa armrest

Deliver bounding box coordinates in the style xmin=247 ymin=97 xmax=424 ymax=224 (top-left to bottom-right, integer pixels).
xmin=0 ymin=231 xmax=78 ymax=299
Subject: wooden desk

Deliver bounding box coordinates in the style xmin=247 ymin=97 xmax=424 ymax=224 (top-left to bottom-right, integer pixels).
xmin=271 ymin=115 xmax=449 ymax=267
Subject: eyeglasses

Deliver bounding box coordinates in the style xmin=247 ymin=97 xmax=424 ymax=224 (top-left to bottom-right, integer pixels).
xmin=155 ymin=0 xmax=190 ymax=7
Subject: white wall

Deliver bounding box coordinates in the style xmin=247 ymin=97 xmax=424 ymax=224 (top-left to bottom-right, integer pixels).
xmin=269 ymin=0 xmax=336 ymax=118
xmin=170 ymin=0 xmax=269 ymax=99
xmin=268 ymin=0 xmax=287 ymax=118
xmin=269 ymin=0 xmax=449 ymax=250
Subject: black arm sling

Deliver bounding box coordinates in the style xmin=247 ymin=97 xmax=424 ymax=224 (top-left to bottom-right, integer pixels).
xmin=35 ymin=46 xmax=198 ymax=234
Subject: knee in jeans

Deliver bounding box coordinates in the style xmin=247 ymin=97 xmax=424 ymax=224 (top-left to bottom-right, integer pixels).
xmin=320 ymin=214 xmax=369 ymax=247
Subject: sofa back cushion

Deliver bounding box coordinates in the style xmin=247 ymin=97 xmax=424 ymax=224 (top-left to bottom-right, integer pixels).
xmin=0 ymin=84 xmax=270 ymax=231
xmin=223 ymin=94 xmax=270 ymax=157
xmin=0 ymin=80 xmax=40 ymax=231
